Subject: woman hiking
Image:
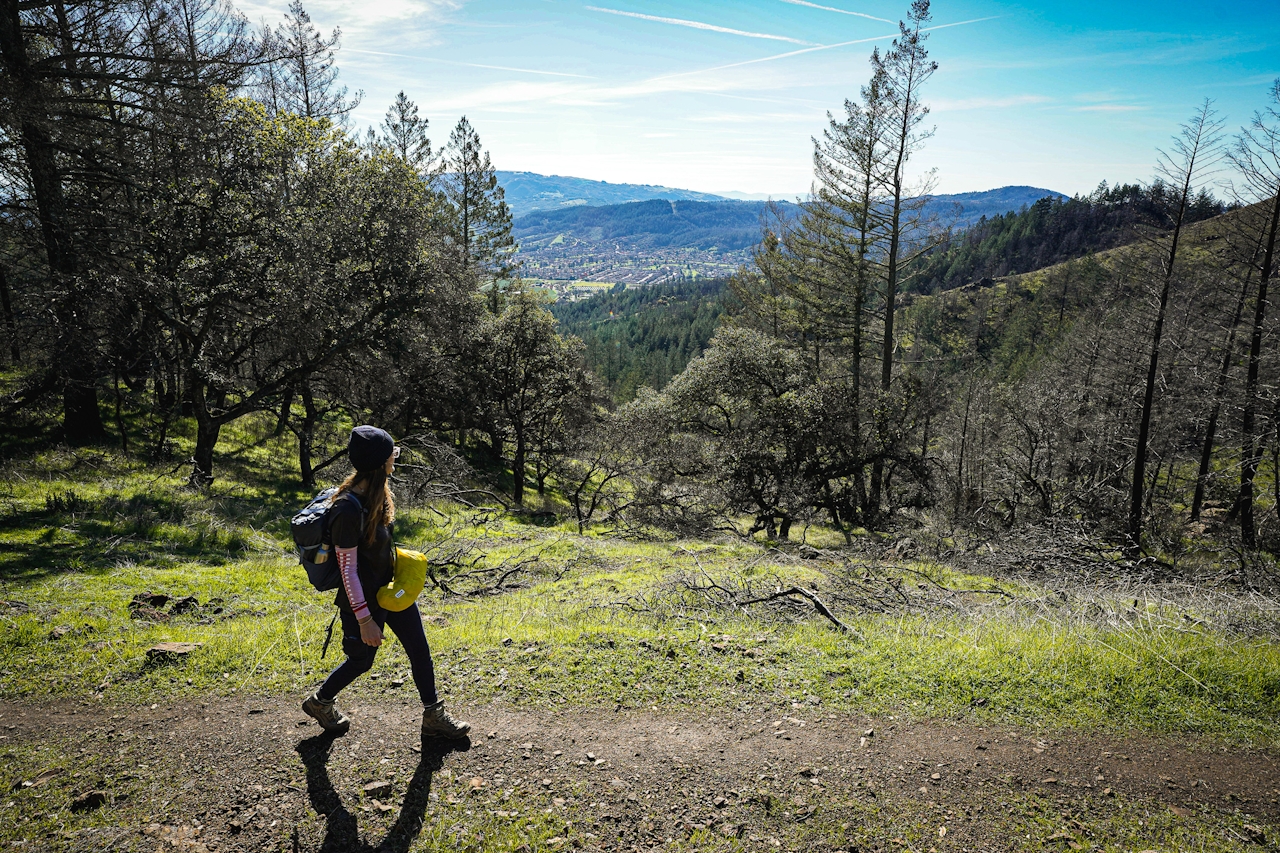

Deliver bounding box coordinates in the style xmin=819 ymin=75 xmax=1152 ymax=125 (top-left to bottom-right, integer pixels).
xmin=302 ymin=425 xmax=470 ymax=739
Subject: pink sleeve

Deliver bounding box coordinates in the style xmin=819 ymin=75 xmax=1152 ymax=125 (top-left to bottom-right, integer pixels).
xmin=337 ymin=546 xmax=370 ymax=620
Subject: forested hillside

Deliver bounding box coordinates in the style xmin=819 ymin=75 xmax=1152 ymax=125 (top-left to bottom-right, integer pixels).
xmin=551 ymin=280 xmax=733 ymax=401
xmin=912 ymin=181 xmax=1225 ymax=293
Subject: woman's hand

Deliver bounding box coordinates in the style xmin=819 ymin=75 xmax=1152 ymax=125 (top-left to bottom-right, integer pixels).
xmin=359 ymin=618 xmax=383 ymax=647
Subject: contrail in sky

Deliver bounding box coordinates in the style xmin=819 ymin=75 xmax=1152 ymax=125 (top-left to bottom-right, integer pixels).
xmin=586 ymin=6 xmax=816 ymax=45
xmin=649 ymin=16 xmax=999 ymax=80
xmin=779 ymin=0 xmax=894 ymax=24
xmin=345 ymin=48 xmax=596 ymax=78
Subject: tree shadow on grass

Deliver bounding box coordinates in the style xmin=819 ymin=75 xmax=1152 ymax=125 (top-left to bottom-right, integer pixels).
xmin=296 ymin=731 xmax=471 ymax=853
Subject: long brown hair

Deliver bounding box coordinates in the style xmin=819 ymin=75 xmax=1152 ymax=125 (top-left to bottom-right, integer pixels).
xmin=336 ymin=466 xmax=396 ymax=545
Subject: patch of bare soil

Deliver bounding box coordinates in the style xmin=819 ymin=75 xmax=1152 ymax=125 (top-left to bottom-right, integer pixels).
xmin=1 ymin=696 xmax=1277 ymax=852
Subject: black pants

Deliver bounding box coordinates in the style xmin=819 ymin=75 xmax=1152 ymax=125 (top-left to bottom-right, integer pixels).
xmin=318 ymin=601 xmax=438 ymax=707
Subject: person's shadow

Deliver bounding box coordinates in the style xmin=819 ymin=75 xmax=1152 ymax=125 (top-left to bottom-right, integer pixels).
xmin=296 ymin=731 xmax=471 ymax=852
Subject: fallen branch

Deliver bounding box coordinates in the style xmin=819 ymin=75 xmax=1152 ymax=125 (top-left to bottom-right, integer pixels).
xmin=737 ymin=586 xmax=859 ymax=636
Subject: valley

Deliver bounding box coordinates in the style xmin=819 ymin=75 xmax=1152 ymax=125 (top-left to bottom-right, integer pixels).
xmin=509 ymin=183 xmax=1065 ymax=289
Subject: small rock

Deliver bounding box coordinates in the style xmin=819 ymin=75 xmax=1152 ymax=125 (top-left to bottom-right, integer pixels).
xmin=502 ymin=637 xmax=513 ymax=646
xmin=50 ymin=625 xmax=72 ymax=640
xmin=521 ymin=742 xmax=533 ymax=750
xmin=469 ymin=777 xmax=486 ymax=790
xmin=714 ymin=796 xmax=727 ymax=808
xmin=1042 ymin=777 xmax=1057 ymax=784
xmin=541 ymin=778 xmax=553 ymax=788
xmin=71 ymin=790 xmax=107 ymax=812
xmin=930 ymin=773 xmax=941 ymax=781
xmin=1102 ymin=787 xmax=1114 ymax=797
xmin=1243 ymin=825 xmax=1266 ymax=844
xmin=798 ymin=768 xmax=817 ymax=778
xmin=863 ymin=729 xmax=874 ymax=738
xmin=363 ymin=781 xmax=393 ymax=799
xmin=585 ymin=752 xmax=596 ymax=761
xmin=390 ymin=678 xmax=405 ymax=687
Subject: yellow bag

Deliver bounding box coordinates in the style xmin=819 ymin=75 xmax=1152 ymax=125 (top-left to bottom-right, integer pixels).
xmin=377 ymin=547 xmax=428 ymax=612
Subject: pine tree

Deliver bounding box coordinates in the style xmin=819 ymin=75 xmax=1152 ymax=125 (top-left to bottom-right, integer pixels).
xmin=867 ymin=0 xmax=938 ymax=519
xmin=380 ymin=91 xmax=432 ymax=172
xmin=274 ymin=1 xmax=359 ymax=122
xmin=439 ymin=116 xmax=516 ymax=310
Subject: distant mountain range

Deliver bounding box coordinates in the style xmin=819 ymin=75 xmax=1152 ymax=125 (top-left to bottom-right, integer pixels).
xmin=498 ymin=171 xmax=728 ymax=217
xmin=509 ymin=183 xmax=1068 ymax=288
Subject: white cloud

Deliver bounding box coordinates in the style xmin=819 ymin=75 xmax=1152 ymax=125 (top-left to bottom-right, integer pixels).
xmin=237 ymin=0 xmax=462 ymax=37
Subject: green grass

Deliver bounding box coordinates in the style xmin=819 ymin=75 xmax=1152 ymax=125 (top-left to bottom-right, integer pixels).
xmin=1 ymin=425 xmax=1278 ymax=749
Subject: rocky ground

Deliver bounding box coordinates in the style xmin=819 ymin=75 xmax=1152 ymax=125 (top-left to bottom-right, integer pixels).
xmin=1 ymin=696 xmax=1277 ymax=852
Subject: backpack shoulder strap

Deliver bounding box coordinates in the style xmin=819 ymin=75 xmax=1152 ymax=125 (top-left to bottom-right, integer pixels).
xmin=335 ymin=491 xmax=368 ymax=529
xmin=340 ymin=492 xmax=365 ymax=517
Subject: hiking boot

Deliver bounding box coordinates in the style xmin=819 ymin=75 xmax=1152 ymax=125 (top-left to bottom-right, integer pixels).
xmin=302 ymin=690 xmax=350 ymax=735
xmin=421 ymin=701 xmax=470 ymax=739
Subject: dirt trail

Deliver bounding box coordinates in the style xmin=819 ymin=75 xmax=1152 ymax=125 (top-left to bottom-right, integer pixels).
xmin=1 ymin=696 xmax=1277 ymax=852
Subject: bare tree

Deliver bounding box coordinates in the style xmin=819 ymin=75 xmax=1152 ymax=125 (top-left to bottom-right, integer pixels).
xmin=1125 ymin=100 xmax=1224 ymax=555
xmin=1230 ymin=79 xmax=1280 ymax=549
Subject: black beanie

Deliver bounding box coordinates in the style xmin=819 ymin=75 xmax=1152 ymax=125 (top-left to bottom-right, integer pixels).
xmin=348 ymin=425 xmax=395 ymax=473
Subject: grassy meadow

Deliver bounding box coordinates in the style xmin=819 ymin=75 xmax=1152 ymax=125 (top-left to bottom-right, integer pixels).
xmin=1 ymin=420 xmax=1277 ymax=749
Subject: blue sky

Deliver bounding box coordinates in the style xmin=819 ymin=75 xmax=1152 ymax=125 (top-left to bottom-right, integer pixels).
xmin=237 ymin=0 xmax=1280 ymax=197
